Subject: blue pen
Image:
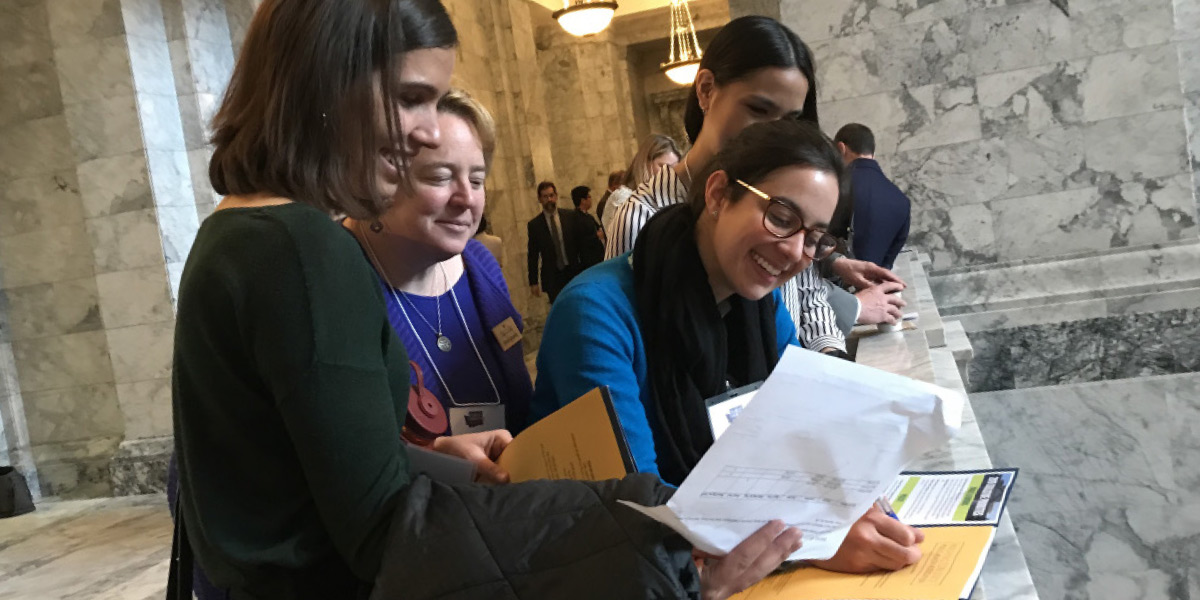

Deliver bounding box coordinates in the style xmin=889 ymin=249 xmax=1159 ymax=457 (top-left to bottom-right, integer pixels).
xmin=875 ymin=496 xmax=900 ymax=521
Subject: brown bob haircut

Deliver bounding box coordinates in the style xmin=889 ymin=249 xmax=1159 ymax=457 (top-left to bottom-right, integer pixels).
xmin=208 ymin=0 xmax=457 ymax=220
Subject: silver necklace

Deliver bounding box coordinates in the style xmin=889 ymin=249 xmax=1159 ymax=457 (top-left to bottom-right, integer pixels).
xmin=359 ymin=223 xmax=452 ymax=352
xmin=397 ymin=263 xmax=452 ymax=352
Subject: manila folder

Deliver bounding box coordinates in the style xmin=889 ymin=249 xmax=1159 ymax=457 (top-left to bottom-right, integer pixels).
xmin=497 ymin=387 xmax=634 ymax=483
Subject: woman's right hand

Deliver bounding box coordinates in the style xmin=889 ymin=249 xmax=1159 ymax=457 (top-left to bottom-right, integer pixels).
xmin=808 ymin=505 xmax=924 ymax=573
xmin=699 ymin=520 xmax=803 ymax=600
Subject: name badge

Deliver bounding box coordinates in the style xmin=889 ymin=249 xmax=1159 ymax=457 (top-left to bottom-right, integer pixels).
xmin=449 ymin=405 xmax=506 ymax=435
xmin=492 ymin=317 xmax=523 ymax=352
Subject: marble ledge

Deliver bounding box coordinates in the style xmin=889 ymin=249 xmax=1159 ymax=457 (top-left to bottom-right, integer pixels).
xmin=950 ymin=284 xmax=1200 ymax=333
xmin=853 ymin=324 xmax=1037 ymax=599
xmin=930 ymin=239 xmax=1200 ymax=315
xmin=894 ymin=251 xmax=947 ymax=348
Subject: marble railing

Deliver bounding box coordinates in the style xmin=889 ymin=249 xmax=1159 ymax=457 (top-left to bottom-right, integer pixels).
xmin=850 ymin=250 xmax=1039 ymax=600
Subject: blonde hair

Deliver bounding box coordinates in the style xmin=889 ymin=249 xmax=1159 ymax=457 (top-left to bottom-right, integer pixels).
xmin=622 ymin=134 xmax=682 ymax=189
xmin=437 ymin=89 xmax=496 ymax=169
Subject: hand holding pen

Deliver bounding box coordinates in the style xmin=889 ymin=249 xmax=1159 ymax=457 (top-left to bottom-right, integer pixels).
xmin=875 ymin=496 xmax=900 ymax=520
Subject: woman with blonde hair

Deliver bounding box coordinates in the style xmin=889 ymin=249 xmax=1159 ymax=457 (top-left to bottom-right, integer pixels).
xmin=344 ymin=90 xmax=533 ymax=442
xmin=600 ymin=133 xmax=682 ymax=237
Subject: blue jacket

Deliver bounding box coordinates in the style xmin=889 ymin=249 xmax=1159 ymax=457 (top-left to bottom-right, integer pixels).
xmin=849 ymin=158 xmax=910 ymax=270
xmin=529 ymin=254 xmax=799 ymax=479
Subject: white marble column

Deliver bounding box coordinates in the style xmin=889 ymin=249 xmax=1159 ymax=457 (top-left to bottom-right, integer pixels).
xmin=162 ymin=0 xmax=236 ymax=222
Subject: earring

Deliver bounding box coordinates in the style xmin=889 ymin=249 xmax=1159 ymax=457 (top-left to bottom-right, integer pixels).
xmin=370 ymin=220 xmax=384 ymax=233
xmin=711 ymin=210 xmax=718 ymax=217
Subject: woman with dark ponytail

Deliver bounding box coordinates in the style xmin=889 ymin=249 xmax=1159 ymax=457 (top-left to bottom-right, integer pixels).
xmin=533 ymin=119 xmax=927 ymax=575
xmin=603 ymin=15 xmax=860 ymax=357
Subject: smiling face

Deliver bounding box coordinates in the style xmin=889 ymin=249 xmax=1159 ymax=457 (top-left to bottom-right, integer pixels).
xmin=695 ymin=66 xmax=810 ymax=153
xmin=702 ymin=165 xmax=839 ymax=301
xmin=372 ymin=47 xmax=456 ymax=201
xmin=376 ymin=112 xmax=486 ymax=260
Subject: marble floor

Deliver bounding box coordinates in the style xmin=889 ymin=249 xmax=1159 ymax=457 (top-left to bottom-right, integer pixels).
xmin=0 ymin=494 xmax=170 ymax=600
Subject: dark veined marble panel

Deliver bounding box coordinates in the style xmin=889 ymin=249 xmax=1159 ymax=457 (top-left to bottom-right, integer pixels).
xmin=967 ymin=307 xmax=1200 ymax=392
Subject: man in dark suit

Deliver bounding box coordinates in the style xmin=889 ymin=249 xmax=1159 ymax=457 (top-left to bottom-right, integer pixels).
xmin=570 ymin=185 xmax=605 ymax=268
xmin=834 ymin=123 xmax=911 ymax=270
xmin=528 ymin=181 xmax=587 ymax=303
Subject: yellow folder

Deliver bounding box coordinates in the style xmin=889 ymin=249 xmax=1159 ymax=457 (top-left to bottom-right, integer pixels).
xmin=733 ymin=525 xmax=997 ymax=600
xmin=497 ymin=387 xmax=634 ymax=483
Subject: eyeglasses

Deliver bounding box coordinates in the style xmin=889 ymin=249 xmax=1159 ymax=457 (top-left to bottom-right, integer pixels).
xmin=735 ymin=179 xmax=838 ymax=260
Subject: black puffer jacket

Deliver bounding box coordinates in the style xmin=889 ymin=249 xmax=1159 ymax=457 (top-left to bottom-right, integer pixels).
xmin=372 ymin=474 xmax=701 ymax=599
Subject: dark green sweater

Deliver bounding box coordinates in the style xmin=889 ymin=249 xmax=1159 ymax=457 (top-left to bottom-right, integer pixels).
xmin=172 ymin=203 xmax=410 ymax=598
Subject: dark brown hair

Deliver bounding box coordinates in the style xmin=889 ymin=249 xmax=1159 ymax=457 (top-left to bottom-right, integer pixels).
xmin=209 ymin=0 xmax=457 ymax=219
xmin=683 ymin=16 xmax=818 ymax=144
xmin=684 ymin=118 xmax=846 ymax=218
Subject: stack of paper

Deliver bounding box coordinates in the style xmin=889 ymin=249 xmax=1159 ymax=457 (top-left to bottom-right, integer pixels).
xmin=622 ymin=346 xmax=964 ymax=561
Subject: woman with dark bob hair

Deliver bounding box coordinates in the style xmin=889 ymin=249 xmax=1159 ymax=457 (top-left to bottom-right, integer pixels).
xmin=171 ymin=0 xmax=799 ymax=598
xmin=533 ymin=118 xmax=927 ymax=576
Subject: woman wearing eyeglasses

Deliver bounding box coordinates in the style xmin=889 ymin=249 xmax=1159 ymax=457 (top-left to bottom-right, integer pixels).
xmin=530 ymin=119 xmax=926 ymax=575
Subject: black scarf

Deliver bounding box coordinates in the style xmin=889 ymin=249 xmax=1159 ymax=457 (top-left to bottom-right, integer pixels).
xmin=632 ymin=204 xmax=779 ymax=485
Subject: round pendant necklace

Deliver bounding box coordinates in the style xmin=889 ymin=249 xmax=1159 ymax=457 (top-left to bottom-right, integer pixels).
xmin=358 ymin=222 xmax=453 ymax=352
xmin=397 ymin=263 xmax=453 ymax=352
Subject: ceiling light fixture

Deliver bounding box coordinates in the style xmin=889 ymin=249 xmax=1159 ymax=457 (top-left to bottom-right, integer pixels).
xmin=661 ymin=0 xmax=703 ymax=85
xmin=553 ymin=0 xmax=619 ymax=37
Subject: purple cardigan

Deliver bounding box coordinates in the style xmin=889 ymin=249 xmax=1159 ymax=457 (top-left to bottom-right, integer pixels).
xmin=385 ymin=239 xmax=533 ymax=433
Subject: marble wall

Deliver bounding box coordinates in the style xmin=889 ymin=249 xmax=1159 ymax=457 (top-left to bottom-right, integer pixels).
xmin=0 ymin=0 xmax=124 ymax=497
xmin=0 ymin=0 xmax=244 ymax=498
xmin=741 ymin=0 xmax=1200 ymax=396
xmin=534 ymin=27 xmax=640 ymax=208
xmin=777 ymin=0 xmax=1200 ymax=272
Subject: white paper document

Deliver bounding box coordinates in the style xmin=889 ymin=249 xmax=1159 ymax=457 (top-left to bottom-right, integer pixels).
xmin=621 ymin=346 xmax=963 ymax=561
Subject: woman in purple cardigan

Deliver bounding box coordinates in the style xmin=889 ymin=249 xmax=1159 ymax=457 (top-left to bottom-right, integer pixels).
xmin=345 ymin=90 xmax=533 ymax=447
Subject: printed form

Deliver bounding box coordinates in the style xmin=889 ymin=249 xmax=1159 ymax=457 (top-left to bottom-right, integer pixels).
xmin=623 ymin=346 xmax=964 ymax=560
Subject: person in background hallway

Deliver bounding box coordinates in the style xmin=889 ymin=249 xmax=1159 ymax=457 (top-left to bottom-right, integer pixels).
xmin=596 ymin=169 xmax=623 ymax=228
xmin=602 ymin=134 xmax=682 ymax=236
xmin=345 ymin=90 xmax=532 ymax=436
xmin=172 ymin=1 xmax=798 ymax=597
xmin=474 ymin=213 xmax=503 ymax=267
xmin=834 ymin=123 xmax=911 ymax=270
xmin=532 ymin=119 xmax=926 ymax=576
xmin=571 ymin=184 xmax=606 ymax=267
xmin=527 ymin=181 xmax=586 ymax=303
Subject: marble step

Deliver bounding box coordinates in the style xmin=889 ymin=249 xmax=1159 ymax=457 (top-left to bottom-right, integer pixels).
xmin=930 ymin=239 xmax=1200 ymax=317
xmin=949 ymin=283 xmax=1200 ymax=333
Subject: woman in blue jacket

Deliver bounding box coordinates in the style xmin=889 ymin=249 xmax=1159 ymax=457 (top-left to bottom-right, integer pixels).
xmin=532 ymin=119 xmax=832 ymax=484
xmin=532 ymin=119 xmax=927 ymax=575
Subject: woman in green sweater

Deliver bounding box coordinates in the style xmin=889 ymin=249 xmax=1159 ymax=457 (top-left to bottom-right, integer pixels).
xmin=172 ymin=0 xmax=802 ymax=598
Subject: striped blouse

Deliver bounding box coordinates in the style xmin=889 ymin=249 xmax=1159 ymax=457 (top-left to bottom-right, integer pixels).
xmin=603 ymin=164 xmax=846 ymax=353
